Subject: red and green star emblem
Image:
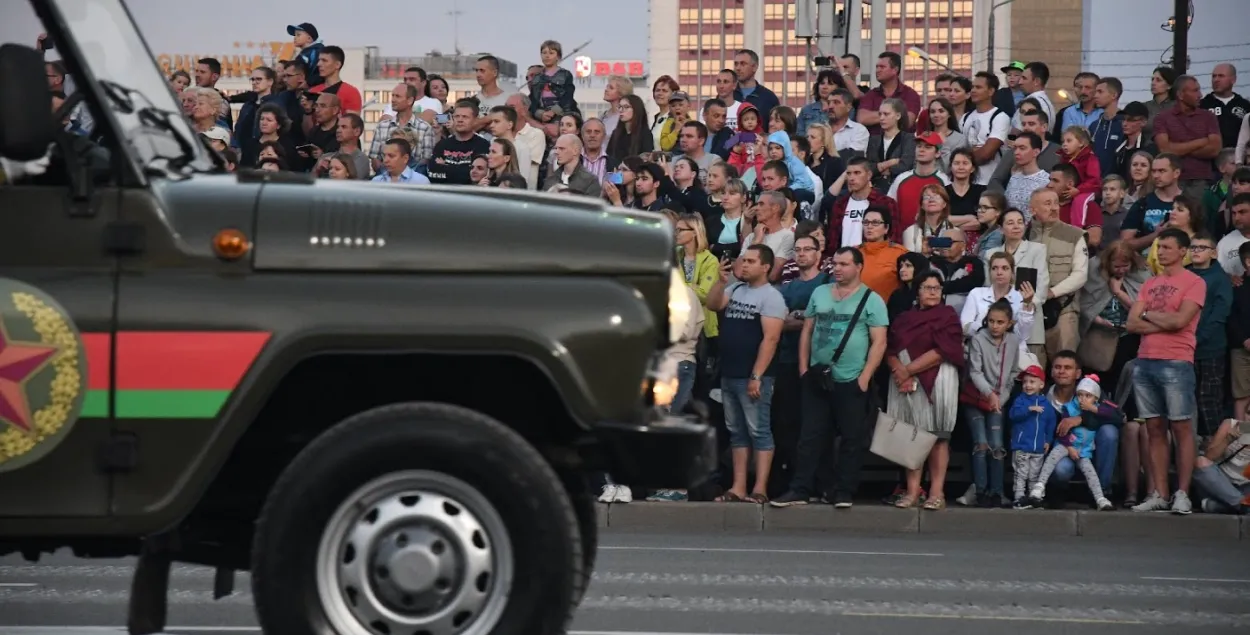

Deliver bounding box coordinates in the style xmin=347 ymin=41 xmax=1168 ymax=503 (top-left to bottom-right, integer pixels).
xmin=0 ymin=317 xmax=58 ymax=433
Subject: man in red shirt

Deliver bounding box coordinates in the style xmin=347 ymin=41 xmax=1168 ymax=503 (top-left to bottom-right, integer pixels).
xmin=887 ymin=131 xmax=950 ymax=231
xmin=856 ymin=52 xmax=922 ymax=135
xmin=1049 ymin=163 xmax=1104 ymax=249
xmin=309 ymin=45 xmax=363 ymax=115
xmin=1126 ymin=228 xmax=1207 ymax=515
xmin=1153 ymin=75 xmax=1222 ymax=201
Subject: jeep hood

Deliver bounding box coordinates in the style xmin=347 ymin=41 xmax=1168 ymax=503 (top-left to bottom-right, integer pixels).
xmin=248 ymin=179 xmax=674 ymax=275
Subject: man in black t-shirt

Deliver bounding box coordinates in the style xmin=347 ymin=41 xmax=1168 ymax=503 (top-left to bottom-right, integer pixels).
xmin=428 ymin=100 xmax=490 ymax=185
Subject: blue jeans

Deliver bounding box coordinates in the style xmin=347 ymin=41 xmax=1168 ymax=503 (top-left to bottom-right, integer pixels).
xmin=721 ymin=377 xmax=775 ymax=451
xmin=963 ymin=405 xmax=1005 ymax=496
xmin=671 ymin=360 xmax=697 ymax=414
xmin=1047 ymin=423 xmax=1119 ymax=495
xmin=1131 ymin=358 xmax=1197 ymax=422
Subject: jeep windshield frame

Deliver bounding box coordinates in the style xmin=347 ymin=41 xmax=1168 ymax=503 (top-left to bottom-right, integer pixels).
xmin=30 ymin=0 xmax=214 ymax=181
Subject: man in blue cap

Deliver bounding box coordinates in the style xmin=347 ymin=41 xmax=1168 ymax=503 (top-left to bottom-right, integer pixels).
xmin=287 ymin=22 xmax=325 ymax=88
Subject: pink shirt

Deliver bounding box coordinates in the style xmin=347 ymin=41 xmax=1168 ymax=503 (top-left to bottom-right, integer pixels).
xmin=1138 ymin=269 xmax=1206 ymax=362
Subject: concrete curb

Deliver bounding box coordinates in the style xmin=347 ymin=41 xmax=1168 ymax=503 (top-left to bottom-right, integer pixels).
xmin=596 ymin=502 xmax=1250 ymax=540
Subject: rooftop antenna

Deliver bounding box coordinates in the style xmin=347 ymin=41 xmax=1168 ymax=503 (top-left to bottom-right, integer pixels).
xmin=448 ymin=0 xmax=465 ymax=55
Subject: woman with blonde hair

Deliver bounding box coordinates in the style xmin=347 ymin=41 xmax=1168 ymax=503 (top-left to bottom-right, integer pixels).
xmin=865 ymin=97 xmax=915 ymax=191
xmin=805 ymin=123 xmax=846 ymax=197
xmin=902 ymin=184 xmax=955 ymax=254
xmin=705 ymin=178 xmax=752 ymax=254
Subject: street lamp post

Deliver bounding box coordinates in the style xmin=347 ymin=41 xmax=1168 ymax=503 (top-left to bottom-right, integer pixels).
xmin=987 ymin=0 xmax=1018 ymax=73
xmin=908 ymin=47 xmax=953 ymax=72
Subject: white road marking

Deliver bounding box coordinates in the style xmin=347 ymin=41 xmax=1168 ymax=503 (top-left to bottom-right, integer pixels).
xmin=1141 ymin=575 xmax=1250 ymax=584
xmin=600 ymin=546 xmax=944 ymax=557
xmin=0 ymin=582 xmax=38 ymax=587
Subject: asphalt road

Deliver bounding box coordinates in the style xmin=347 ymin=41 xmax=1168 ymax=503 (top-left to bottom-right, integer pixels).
xmin=2 ymin=531 xmax=1249 ymax=635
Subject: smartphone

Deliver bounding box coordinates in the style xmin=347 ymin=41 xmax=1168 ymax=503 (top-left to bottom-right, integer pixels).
xmin=1016 ymin=266 xmax=1038 ymax=292
xmin=435 ymin=113 xmax=451 ymax=125
xmin=927 ymin=236 xmax=953 ymax=250
xmin=607 ymin=172 xmax=624 ymax=185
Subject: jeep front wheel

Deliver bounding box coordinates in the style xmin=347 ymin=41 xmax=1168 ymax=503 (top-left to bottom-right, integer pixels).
xmin=251 ymin=403 xmax=583 ymax=635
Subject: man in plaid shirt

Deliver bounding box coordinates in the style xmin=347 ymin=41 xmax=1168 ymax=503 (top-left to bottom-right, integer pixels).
xmin=370 ymin=83 xmax=437 ymax=172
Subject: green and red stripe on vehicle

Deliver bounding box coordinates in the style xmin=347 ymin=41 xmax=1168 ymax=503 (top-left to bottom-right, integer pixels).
xmin=81 ymin=331 xmax=270 ymax=418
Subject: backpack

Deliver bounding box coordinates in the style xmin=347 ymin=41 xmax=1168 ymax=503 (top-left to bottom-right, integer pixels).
xmin=961 ymin=108 xmax=1011 ymax=161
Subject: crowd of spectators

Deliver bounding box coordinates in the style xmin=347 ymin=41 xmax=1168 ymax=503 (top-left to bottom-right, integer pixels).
xmin=37 ymin=20 xmax=1250 ymax=516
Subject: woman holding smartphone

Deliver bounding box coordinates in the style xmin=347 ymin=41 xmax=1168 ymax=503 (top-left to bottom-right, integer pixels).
xmin=980 ymin=208 xmax=1049 ymax=364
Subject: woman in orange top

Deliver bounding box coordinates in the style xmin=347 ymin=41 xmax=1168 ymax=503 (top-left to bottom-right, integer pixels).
xmin=858 ymin=205 xmax=910 ymax=300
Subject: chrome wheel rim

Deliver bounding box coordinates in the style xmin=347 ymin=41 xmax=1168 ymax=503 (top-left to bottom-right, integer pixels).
xmin=316 ymin=470 xmax=514 ymax=635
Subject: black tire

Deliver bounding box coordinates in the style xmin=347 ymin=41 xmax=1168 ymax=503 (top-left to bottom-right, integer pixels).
xmin=251 ymin=402 xmax=582 ymax=635
xmin=558 ymin=469 xmax=597 ymax=607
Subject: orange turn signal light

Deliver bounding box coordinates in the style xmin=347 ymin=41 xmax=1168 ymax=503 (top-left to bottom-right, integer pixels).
xmin=212 ymin=228 xmax=251 ymax=261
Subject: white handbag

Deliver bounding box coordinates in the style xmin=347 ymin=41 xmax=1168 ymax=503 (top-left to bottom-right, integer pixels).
xmin=869 ymin=410 xmax=938 ymax=471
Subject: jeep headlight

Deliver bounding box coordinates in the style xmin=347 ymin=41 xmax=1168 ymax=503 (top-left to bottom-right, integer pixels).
xmin=667 ymin=267 xmax=693 ymax=344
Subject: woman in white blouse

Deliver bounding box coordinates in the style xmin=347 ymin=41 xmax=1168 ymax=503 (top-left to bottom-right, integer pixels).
xmin=980 ymin=208 xmax=1049 ymax=361
xmin=960 ymin=251 xmax=1037 ymax=338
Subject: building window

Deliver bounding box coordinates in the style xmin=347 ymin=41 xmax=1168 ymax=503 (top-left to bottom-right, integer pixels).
xmin=764 ymin=3 xmax=796 ymax=20
xmin=725 ymin=8 xmax=744 ymax=24
xmin=679 ymin=60 xmax=698 ymax=75
xmin=698 ymin=84 xmax=717 ymax=98
xmin=725 ymin=33 xmax=744 ymax=50
xmin=701 ymin=34 xmax=722 ymax=49
xmin=701 ymin=8 xmax=721 ymax=21
xmin=679 ymin=8 xmax=699 ymax=24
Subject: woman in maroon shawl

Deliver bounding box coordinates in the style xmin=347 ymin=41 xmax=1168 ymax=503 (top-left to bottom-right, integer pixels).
xmin=885 ymin=270 xmax=965 ymax=510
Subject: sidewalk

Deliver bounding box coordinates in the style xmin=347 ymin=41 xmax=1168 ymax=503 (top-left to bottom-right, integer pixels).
xmin=594 ymin=502 xmax=1250 ymax=540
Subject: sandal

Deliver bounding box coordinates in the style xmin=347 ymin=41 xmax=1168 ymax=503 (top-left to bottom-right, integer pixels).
xmin=923 ymin=497 xmax=946 ymax=510
xmin=747 ymin=492 xmax=769 ymax=504
xmin=894 ymin=495 xmax=918 ymax=509
xmin=714 ymin=491 xmax=744 ymax=503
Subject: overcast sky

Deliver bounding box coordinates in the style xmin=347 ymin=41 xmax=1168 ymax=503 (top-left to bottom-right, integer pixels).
xmin=4 ymin=0 xmax=650 ymax=69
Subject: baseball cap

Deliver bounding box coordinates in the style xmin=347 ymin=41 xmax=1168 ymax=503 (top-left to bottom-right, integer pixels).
xmin=915 ymin=131 xmax=943 ymax=148
xmin=1001 ymin=61 xmax=1026 ymax=73
xmin=287 ymin=23 xmax=319 ymax=41
xmin=669 ymin=91 xmax=690 ymax=103
xmin=200 ymin=126 xmax=231 ymax=145
xmin=1121 ymin=101 xmax=1149 ymax=120
xmin=1020 ymin=365 xmax=1045 ymax=381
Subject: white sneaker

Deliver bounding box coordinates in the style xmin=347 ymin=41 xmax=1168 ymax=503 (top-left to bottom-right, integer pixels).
xmin=954 ymin=484 xmax=978 ymax=506
xmin=598 ymin=484 xmax=618 ymax=503
xmin=1171 ymin=490 xmax=1193 ymax=515
xmin=1028 ymin=485 xmax=1045 ymax=501
xmin=1131 ymin=491 xmax=1171 ymax=512
xmin=1096 ymin=497 xmax=1114 ymax=511
xmin=613 ymin=485 xmax=633 ymax=503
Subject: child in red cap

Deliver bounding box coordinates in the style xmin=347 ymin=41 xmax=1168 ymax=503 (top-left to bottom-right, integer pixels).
xmin=1009 ymin=364 xmax=1057 ymax=508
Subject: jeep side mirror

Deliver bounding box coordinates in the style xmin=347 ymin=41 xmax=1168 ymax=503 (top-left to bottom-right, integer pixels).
xmin=0 ymin=43 xmax=55 ymax=161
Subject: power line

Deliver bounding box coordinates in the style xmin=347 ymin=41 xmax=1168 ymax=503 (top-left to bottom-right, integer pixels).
xmin=968 ymin=42 xmax=1250 ymax=55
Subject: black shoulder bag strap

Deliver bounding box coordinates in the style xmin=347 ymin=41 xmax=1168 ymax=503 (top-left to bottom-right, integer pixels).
xmin=830 ymin=288 xmax=873 ymax=365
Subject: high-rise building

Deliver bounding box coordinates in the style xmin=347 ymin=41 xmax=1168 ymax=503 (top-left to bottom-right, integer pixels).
xmin=649 ymin=0 xmax=977 ymax=109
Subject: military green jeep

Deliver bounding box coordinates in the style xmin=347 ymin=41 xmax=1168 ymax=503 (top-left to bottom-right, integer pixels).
xmin=0 ymin=1 xmax=716 ymax=633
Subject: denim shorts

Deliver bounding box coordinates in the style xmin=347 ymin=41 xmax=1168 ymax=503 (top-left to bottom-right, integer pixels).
xmin=1131 ymin=358 xmax=1196 ymax=422
xmin=720 ymin=377 xmax=775 ymax=451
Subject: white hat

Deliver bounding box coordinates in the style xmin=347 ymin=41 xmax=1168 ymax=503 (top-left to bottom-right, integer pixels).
xmin=1076 ymin=375 xmax=1101 ymax=400
xmin=200 ymin=126 xmax=231 ymax=145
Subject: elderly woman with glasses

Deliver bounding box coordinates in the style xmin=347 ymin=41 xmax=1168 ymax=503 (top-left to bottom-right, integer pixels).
xmin=885 ymin=270 xmax=966 ymax=510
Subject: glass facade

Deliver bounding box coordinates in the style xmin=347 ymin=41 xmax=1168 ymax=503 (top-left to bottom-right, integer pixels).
xmin=673 ymin=0 xmax=976 ymax=107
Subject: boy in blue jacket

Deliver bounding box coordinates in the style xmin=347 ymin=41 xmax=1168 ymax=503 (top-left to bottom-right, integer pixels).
xmin=1010 ymin=364 xmax=1057 ymax=508
xmin=1028 ymin=375 xmax=1116 ymax=511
